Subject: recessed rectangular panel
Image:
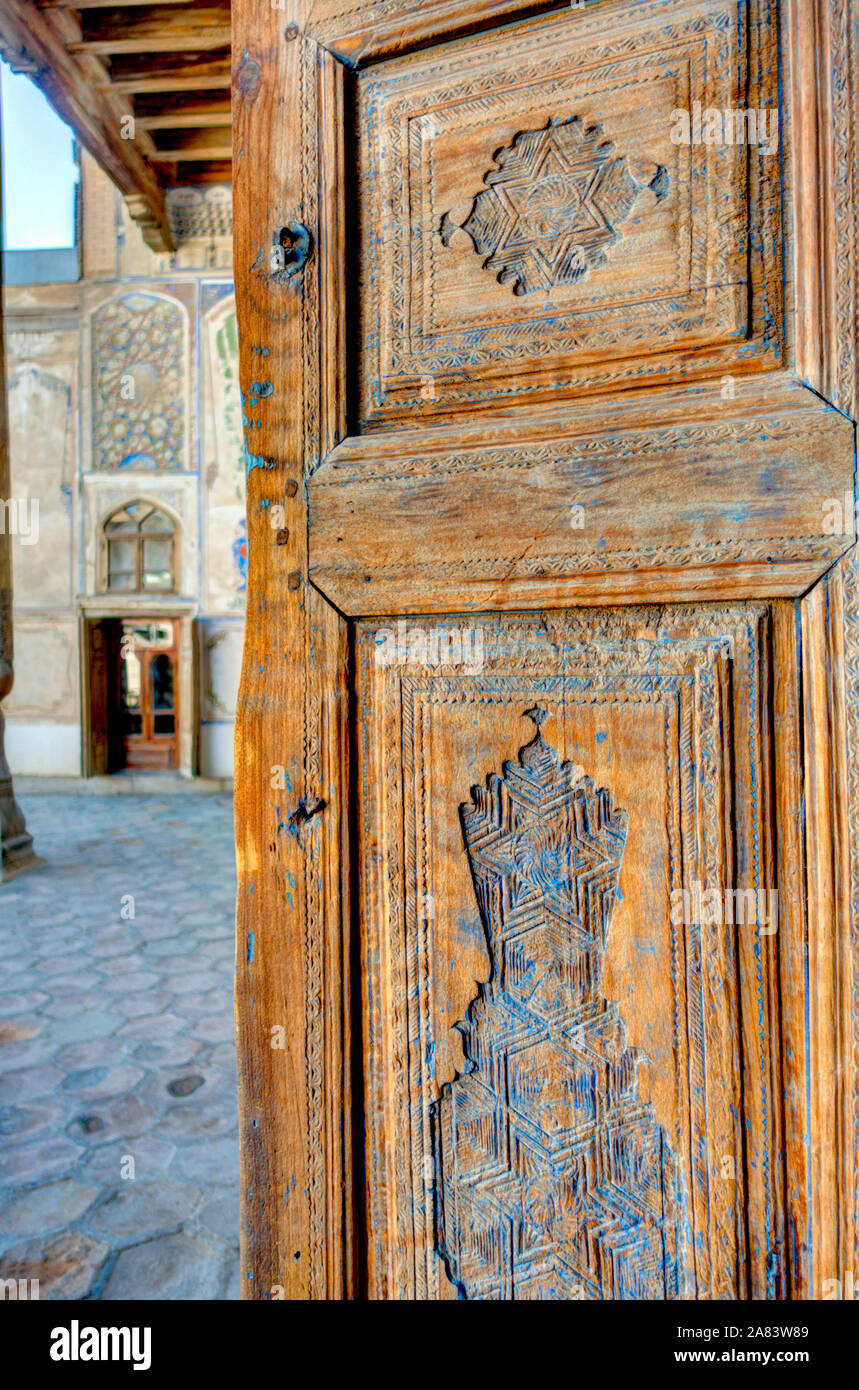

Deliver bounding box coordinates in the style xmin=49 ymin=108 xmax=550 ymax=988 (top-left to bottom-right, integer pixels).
xmin=358 ymin=606 xmax=782 ymax=1299
xmin=357 ymin=0 xmax=783 ymax=426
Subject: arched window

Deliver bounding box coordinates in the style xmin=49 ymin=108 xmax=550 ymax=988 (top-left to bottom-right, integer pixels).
xmin=103 ymin=502 xmax=176 ymax=592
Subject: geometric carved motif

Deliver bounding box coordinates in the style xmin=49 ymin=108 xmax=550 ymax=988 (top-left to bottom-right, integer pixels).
xmin=91 ymin=293 xmax=185 ymax=470
xmin=433 ymin=708 xmax=679 ymax=1299
xmin=440 ymin=117 xmax=670 ymax=297
xmin=356 ymin=0 xmax=784 ymax=424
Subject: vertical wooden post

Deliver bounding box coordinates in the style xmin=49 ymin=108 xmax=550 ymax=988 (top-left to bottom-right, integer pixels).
xmin=0 ymin=92 xmax=38 ymax=881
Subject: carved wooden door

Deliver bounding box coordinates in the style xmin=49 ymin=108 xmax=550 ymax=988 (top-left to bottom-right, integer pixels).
xmin=232 ymin=0 xmax=859 ymax=1300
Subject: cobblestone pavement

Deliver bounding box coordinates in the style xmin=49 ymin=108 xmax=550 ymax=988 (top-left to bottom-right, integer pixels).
xmin=0 ymin=794 xmax=239 ymax=1300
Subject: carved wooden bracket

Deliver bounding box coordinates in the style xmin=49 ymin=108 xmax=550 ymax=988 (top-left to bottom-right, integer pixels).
xmin=124 ymin=195 xmax=174 ymax=255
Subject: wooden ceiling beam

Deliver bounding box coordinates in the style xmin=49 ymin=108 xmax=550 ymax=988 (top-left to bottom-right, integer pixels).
xmin=39 ymin=0 xmax=191 ymax=8
xmin=69 ymin=4 xmax=229 ymax=54
xmin=154 ymin=157 xmax=230 ymax=184
xmin=138 ymin=109 xmax=231 ymax=129
xmin=102 ymin=46 xmax=230 ymax=90
xmin=152 ymin=126 xmax=232 ymax=159
xmin=111 ymin=73 xmax=231 ymax=92
xmin=0 ymin=0 xmax=174 ymax=250
xmin=69 ymin=35 xmax=228 ymax=54
xmin=133 ymin=88 xmax=230 ymax=122
xmin=156 ymin=148 xmax=232 ymax=161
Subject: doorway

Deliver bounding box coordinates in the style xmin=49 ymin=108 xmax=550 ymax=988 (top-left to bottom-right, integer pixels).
xmin=83 ymin=615 xmax=182 ymax=774
xmin=118 ymin=620 xmax=179 ymax=770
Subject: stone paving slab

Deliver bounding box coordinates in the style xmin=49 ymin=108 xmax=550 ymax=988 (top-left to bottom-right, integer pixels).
xmin=0 ymin=794 xmax=239 ymax=1301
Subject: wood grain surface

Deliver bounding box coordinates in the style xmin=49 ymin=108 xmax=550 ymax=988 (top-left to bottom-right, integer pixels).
xmin=232 ymin=0 xmax=859 ymax=1299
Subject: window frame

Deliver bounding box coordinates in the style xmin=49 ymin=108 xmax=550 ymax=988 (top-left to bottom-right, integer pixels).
xmin=99 ymin=501 xmax=178 ymax=595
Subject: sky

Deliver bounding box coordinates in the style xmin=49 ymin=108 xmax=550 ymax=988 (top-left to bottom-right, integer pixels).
xmin=1 ymin=60 xmax=78 ymax=250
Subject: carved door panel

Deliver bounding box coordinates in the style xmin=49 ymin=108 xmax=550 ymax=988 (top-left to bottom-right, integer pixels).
xmin=357 ymin=606 xmax=786 ymax=1300
xmin=232 ymin=0 xmax=859 ymax=1300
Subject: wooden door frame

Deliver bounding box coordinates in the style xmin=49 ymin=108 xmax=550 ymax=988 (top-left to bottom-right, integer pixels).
xmin=232 ymin=0 xmax=859 ymax=1299
xmin=79 ymin=600 xmax=198 ymax=779
xmin=119 ymin=621 xmax=181 ymax=771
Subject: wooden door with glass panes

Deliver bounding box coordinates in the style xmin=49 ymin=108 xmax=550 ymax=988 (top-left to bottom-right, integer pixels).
xmin=231 ymin=0 xmax=859 ymax=1300
xmin=119 ymin=621 xmax=179 ymax=770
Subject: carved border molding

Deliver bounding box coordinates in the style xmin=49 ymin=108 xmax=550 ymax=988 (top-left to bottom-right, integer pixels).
xmin=839 ymin=545 xmax=859 ymax=1290
xmin=828 ymin=0 xmax=858 ymax=418
xmin=315 ymin=535 xmax=846 ymax=584
xmin=320 ymin=413 xmax=834 ymax=483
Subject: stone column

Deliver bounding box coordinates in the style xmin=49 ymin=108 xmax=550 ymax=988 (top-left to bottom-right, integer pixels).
xmin=0 ymin=96 xmax=38 ymax=881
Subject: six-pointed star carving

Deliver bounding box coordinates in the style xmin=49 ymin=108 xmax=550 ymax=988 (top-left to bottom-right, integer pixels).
xmin=440 ymin=115 xmax=670 ymax=296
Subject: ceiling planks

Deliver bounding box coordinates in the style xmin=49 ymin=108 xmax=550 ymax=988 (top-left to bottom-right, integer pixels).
xmin=103 ymin=45 xmax=230 ymax=90
xmin=68 ymin=3 xmax=232 ymax=55
xmin=0 ymin=0 xmax=233 ymax=251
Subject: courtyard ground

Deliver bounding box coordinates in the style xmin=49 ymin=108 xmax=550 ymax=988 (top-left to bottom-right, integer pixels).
xmin=0 ymin=792 xmax=239 ymax=1300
